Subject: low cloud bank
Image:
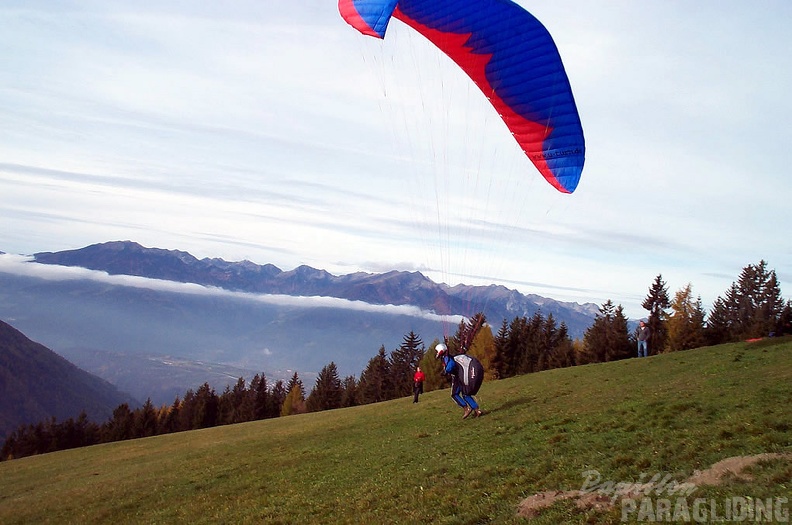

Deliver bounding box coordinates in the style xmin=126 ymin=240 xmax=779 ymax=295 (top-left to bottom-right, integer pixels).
xmin=0 ymin=254 xmax=462 ymax=324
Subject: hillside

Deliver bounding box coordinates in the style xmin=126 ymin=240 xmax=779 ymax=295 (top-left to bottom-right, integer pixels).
xmin=0 ymin=339 xmax=789 ymax=523
xmin=0 ymin=320 xmax=136 ymax=440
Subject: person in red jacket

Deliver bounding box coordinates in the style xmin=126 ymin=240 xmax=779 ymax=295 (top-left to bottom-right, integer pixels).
xmin=413 ymin=366 xmax=426 ymax=403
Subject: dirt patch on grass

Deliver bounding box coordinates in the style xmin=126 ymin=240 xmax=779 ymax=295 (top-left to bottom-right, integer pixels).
xmin=685 ymin=452 xmax=787 ymax=485
xmin=517 ymin=453 xmax=791 ymax=519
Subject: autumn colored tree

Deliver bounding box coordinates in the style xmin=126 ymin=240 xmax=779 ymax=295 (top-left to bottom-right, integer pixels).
xmin=467 ymin=323 xmax=497 ymax=380
xmin=665 ymin=284 xmax=707 ymax=352
xmin=281 ymin=382 xmax=306 ymax=416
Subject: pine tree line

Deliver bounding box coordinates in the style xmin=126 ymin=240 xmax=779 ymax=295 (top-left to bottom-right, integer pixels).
xmin=639 ymin=260 xmax=791 ymax=354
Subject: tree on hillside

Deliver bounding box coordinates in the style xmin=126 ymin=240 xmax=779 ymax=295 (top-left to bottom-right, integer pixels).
xmin=581 ymin=300 xmax=632 ymax=363
xmin=358 ymin=346 xmax=392 ymax=404
xmin=516 ymin=313 xmax=545 ymax=374
xmin=739 ymin=261 xmax=784 ymax=337
xmin=340 ymin=375 xmax=359 ymax=407
xmin=467 ymin=322 xmax=496 ymax=380
xmin=175 ymin=390 xmax=195 ymax=432
xmin=157 ymin=397 xmax=181 ymax=435
xmin=537 ymin=318 xmax=576 ymax=371
xmin=281 ymin=387 xmax=305 ymax=416
xmin=642 ymin=274 xmax=670 ymax=355
xmin=505 ymin=316 xmax=532 ymax=375
xmin=706 ymin=260 xmax=786 ymax=342
xmin=776 ymin=301 xmax=792 ymax=336
xmin=268 ymin=380 xmax=287 ymax=419
xmin=491 ymin=319 xmax=511 ymax=379
xmin=133 ymin=398 xmax=158 ymax=438
xmin=286 ymin=372 xmax=306 ymax=401
xmin=665 ymin=284 xmax=707 ymax=352
xmin=105 ymin=403 xmax=134 ymax=442
xmin=218 ymin=378 xmax=250 ymax=425
xmin=250 ymin=374 xmax=270 ymax=420
xmin=389 ymin=331 xmax=424 ymax=398
xmin=306 ymin=362 xmax=343 ymax=412
xmin=192 ymin=383 xmax=219 ymax=429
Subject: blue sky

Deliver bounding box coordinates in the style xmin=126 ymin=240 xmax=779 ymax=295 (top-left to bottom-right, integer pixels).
xmin=1 ymin=1 xmax=791 ymax=319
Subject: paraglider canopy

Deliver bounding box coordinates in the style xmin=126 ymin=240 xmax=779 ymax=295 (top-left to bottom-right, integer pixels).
xmin=338 ymin=0 xmax=586 ymax=193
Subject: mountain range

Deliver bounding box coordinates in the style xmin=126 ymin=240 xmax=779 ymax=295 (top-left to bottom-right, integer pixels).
xmin=32 ymin=241 xmax=599 ymax=325
xmin=0 ymin=241 xmax=599 ymax=406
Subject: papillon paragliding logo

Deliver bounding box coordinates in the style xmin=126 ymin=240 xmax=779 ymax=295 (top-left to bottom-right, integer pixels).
xmin=338 ymin=0 xmax=586 ymax=194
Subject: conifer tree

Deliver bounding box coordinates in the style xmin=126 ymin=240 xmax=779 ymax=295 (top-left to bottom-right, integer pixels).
xmin=133 ymin=398 xmax=157 ymax=438
xmin=582 ymin=300 xmax=632 ymax=363
xmin=641 ymin=274 xmax=670 ymax=354
xmin=491 ymin=319 xmax=511 ymax=379
xmin=192 ymin=383 xmax=219 ymax=429
xmin=358 ymin=346 xmax=392 ymax=403
xmin=286 ymin=372 xmax=306 ymax=401
xmin=250 ymin=373 xmax=270 ymax=420
xmin=177 ymin=389 xmax=196 ymax=432
xmin=516 ymin=313 xmax=544 ymax=374
xmin=706 ymin=284 xmax=739 ymax=345
xmin=389 ymin=331 xmax=424 ymax=397
xmin=340 ymin=375 xmax=359 ymax=407
xmin=268 ymin=380 xmax=287 ymax=419
xmin=707 ymin=260 xmax=786 ymax=342
xmin=307 ymin=362 xmax=343 ymax=412
xmin=544 ymin=322 xmax=576 ymax=370
xmin=502 ymin=316 xmax=527 ymax=376
xmin=105 ymin=403 xmax=134 ymax=441
xmin=225 ymin=377 xmax=251 ymax=424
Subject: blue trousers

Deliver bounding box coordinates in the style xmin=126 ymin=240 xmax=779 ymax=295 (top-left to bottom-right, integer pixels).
xmin=451 ymin=379 xmax=479 ymax=409
xmin=637 ymin=340 xmax=648 ymax=357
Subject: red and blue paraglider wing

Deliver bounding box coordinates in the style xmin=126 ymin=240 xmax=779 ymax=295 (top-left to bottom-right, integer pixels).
xmin=338 ymin=0 xmax=586 ymax=193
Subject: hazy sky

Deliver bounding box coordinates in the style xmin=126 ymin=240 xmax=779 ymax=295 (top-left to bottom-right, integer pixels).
xmin=2 ymin=1 xmax=791 ymax=319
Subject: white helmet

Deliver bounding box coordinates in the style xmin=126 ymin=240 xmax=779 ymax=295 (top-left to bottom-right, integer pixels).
xmin=435 ymin=343 xmax=447 ymax=358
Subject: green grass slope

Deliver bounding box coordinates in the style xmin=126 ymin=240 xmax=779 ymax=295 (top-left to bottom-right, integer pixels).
xmin=1 ymin=340 xmax=790 ymax=524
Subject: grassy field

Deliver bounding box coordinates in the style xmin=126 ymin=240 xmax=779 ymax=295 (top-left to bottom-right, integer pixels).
xmin=1 ymin=339 xmax=790 ymax=524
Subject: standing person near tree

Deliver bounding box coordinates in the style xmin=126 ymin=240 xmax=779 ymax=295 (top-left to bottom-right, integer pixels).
xmin=412 ymin=366 xmax=426 ymax=403
xmin=435 ymin=343 xmax=483 ymax=418
xmin=637 ymin=320 xmax=651 ymax=357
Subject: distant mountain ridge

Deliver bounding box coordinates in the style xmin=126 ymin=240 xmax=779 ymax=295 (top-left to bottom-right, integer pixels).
xmin=33 ymin=241 xmax=599 ymax=334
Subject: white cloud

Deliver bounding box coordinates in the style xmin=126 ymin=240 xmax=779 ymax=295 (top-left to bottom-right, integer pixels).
xmin=0 ymin=254 xmax=464 ymax=324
